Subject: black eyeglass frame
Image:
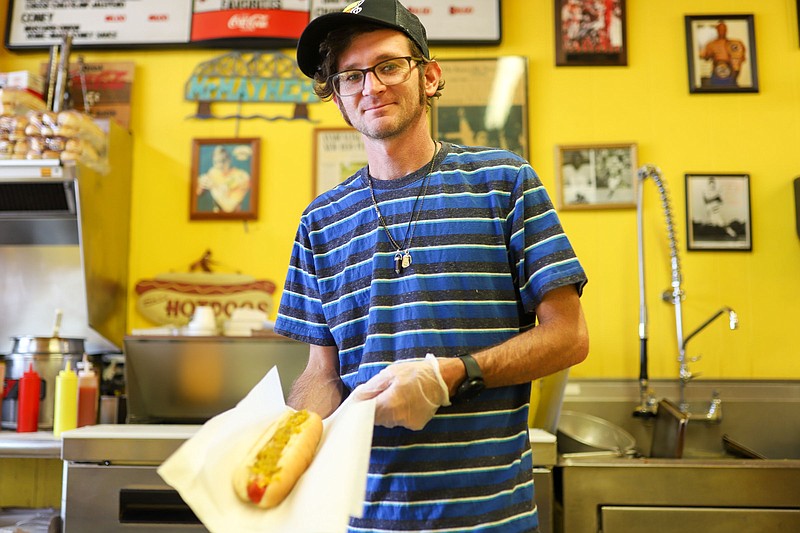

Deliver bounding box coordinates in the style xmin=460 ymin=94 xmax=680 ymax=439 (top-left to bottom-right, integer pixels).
xmin=328 ymin=56 xmax=425 ymax=97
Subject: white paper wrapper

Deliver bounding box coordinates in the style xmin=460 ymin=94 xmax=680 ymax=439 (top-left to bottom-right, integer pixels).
xmin=158 ymin=367 xmax=375 ymax=533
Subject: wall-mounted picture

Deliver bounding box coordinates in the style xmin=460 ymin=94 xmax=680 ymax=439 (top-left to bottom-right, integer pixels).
xmin=313 ymin=128 xmax=366 ymax=198
xmin=190 ymin=138 xmax=259 ymax=221
xmin=555 ymin=0 xmax=627 ymax=66
xmin=685 ymin=15 xmax=759 ymax=94
xmin=432 ymin=57 xmax=529 ymax=161
xmin=685 ymin=173 xmax=752 ymax=251
xmin=555 ymin=143 xmax=637 ymax=210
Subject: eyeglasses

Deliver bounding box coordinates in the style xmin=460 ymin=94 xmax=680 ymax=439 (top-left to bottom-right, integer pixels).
xmin=328 ymin=56 xmax=423 ymax=97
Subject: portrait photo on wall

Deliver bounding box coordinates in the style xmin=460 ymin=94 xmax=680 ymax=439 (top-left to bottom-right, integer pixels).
xmin=555 ymin=0 xmax=627 ymax=66
xmin=313 ymin=128 xmax=366 ymax=198
xmin=190 ymin=138 xmax=260 ymax=221
xmin=431 ymin=57 xmax=529 ymax=161
xmin=555 ymin=143 xmax=637 ymax=210
xmin=685 ymin=15 xmax=759 ymax=94
xmin=685 ymin=173 xmax=752 ymax=251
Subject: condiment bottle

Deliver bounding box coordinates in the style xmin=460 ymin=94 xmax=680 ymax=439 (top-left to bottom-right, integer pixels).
xmin=17 ymin=364 xmax=41 ymax=433
xmin=77 ymin=354 xmax=98 ymax=427
xmin=53 ymin=361 xmax=78 ymax=437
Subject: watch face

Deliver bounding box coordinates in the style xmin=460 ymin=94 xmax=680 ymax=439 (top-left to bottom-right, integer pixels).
xmin=456 ymin=378 xmax=485 ymax=400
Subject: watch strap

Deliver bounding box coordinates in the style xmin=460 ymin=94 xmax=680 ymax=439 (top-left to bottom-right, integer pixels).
xmin=458 ymin=353 xmax=482 ymax=381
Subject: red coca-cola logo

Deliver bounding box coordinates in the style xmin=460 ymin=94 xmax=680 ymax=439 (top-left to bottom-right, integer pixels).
xmin=227 ymin=14 xmax=269 ymax=32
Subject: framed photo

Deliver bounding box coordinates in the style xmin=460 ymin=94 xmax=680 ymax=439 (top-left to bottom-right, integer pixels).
xmin=685 ymin=15 xmax=759 ymax=94
xmin=432 ymin=57 xmax=529 ymax=161
xmin=685 ymin=173 xmax=752 ymax=251
xmin=190 ymin=138 xmax=260 ymax=221
xmin=313 ymin=128 xmax=366 ymax=197
xmin=555 ymin=0 xmax=628 ymax=66
xmin=555 ymin=143 xmax=637 ymax=210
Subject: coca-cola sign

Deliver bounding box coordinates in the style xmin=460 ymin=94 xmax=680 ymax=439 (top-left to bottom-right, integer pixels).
xmin=227 ymin=13 xmax=269 ymax=32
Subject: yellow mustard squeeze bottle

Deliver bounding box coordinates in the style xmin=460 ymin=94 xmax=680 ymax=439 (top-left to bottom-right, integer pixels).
xmin=53 ymin=361 xmax=78 ymax=437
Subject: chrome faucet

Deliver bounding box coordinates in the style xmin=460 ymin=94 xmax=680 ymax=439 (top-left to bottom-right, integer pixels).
xmin=635 ymin=164 xmax=738 ymax=419
xmin=678 ymin=306 xmax=738 ymax=414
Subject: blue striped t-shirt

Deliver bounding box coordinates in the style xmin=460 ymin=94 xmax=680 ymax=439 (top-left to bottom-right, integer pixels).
xmin=275 ymin=142 xmax=587 ymax=532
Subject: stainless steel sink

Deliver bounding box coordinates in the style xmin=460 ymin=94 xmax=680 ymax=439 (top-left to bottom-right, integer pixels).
xmin=555 ymin=379 xmax=800 ymax=533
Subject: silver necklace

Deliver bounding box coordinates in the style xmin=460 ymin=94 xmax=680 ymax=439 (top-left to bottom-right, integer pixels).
xmin=368 ymin=141 xmax=439 ymax=275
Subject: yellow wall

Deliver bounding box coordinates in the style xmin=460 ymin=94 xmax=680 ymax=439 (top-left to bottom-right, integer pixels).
xmin=2 ymin=1 xmax=799 ymax=380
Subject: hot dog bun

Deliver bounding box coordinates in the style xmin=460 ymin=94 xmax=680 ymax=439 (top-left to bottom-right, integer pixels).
xmin=233 ymin=409 xmax=323 ymax=508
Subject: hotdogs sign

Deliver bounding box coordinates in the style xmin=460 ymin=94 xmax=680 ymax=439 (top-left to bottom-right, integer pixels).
xmin=135 ymin=273 xmax=275 ymax=326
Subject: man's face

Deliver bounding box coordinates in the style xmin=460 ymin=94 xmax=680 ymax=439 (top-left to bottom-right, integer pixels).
xmin=333 ymin=29 xmax=427 ymax=141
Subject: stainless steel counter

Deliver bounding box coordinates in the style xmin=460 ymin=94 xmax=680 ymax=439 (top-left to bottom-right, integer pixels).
xmin=0 ymin=430 xmax=60 ymax=458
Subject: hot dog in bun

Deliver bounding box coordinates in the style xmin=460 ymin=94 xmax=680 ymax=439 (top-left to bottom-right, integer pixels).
xmin=233 ymin=409 xmax=323 ymax=508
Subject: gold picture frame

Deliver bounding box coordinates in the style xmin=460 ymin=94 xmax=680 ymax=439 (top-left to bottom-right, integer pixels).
xmin=431 ymin=57 xmax=529 ymax=161
xmin=190 ymin=138 xmax=260 ymax=221
xmin=555 ymin=143 xmax=638 ymax=210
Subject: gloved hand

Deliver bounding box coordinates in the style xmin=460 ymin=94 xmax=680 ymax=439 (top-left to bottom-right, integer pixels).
xmin=353 ymin=354 xmax=452 ymax=430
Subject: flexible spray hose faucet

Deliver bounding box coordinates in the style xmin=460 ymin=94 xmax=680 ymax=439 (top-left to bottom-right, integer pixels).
xmin=635 ymin=164 xmax=680 ymax=417
xmin=635 ymin=164 xmax=738 ymax=417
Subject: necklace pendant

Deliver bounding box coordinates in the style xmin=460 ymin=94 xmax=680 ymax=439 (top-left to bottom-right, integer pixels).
xmin=401 ymin=251 xmax=412 ymax=269
xmin=394 ymin=253 xmax=403 ymax=275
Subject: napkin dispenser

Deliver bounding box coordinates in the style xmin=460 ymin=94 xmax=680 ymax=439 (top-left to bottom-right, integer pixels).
xmin=123 ymin=334 xmax=308 ymax=424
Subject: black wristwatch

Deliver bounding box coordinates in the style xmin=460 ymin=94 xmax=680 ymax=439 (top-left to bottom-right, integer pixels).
xmin=452 ymin=354 xmax=485 ymax=402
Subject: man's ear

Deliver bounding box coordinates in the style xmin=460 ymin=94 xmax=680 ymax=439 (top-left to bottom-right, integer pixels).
xmin=423 ymin=60 xmax=442 ymax=98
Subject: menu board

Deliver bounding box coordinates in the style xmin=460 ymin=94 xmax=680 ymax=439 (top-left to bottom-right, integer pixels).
xmin=5 ymin=0 xmax=500 ymax=50
xmin=5 ymin=0 xmax=310 ymax=49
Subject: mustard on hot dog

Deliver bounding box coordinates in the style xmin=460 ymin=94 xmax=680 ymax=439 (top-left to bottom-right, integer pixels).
xmin=233 ymin=409 xmax=323 ymax=508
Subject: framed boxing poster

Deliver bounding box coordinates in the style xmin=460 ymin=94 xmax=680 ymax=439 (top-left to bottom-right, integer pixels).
xmin=431 ymin=57 xmax=529 ymax=161
xmin=313 ymin=128 xmax=366 ymax=198
xmin=555 ymin=0 xmax=628 ymax=66
xmin=685 ymin=15 xmax=759 ymax=94
xmin=685 ymin=173 xmax=752 ymax=251
xmin=190 ymin=138 xmax=260 ymax=221
xmin=555 ymin=143 xmax=637 ymax=210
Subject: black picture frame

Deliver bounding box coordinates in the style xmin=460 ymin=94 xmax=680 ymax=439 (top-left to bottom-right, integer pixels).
xmin=685 ymin=15 xmax=759 ymax=94
xmin=685 ymin=173 xmax=752 ymax=251
xmin=554 ymin=0 xmax=628 ymax=66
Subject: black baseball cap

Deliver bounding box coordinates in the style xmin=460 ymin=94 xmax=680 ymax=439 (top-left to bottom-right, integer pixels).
xmin=296 ymin=0 xmax=430 ymax=78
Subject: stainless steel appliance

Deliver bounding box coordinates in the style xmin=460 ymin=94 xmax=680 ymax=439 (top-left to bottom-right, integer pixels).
xmin=61 ymin=424 xmax=207 ymax=532
xmin=123 ymin=334 xmax=309 ymax=423
xmin=0 ymin=121 xmax=133 ymax=356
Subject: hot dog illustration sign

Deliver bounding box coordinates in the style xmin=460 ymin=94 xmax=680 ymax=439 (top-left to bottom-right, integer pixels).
xmin=135 ymin=273 xmax=275 ymax=326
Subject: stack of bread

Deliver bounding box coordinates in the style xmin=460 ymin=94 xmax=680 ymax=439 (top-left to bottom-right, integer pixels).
xmin=0 ymin=108 xmax=108 ymax=172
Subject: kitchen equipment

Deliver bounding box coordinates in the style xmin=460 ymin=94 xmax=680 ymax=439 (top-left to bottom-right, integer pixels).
xmin=2 ymin=334 xmax=86 ymax=430
xmin=650 ymin=397 xmax=689 ymax=458
xmin=124 ymin=334 xmax=309 ymax=423
xmin=557 ymin=410 xmax=637 ymax=456
xmin=61 ymin=424 xmax=207 ymax=532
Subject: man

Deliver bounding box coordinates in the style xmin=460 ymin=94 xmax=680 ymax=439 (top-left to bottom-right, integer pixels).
xmin=196 ymin=145 xmax=251 ymax=213
xmin=274 ymin=0 xmax=589 ymax=530
xmin=699 ymin=20 xmax=746 ymax=87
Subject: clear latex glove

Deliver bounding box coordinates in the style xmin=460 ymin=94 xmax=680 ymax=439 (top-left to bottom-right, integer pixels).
xmin=353 ymin=353 xmax=452 ymax=430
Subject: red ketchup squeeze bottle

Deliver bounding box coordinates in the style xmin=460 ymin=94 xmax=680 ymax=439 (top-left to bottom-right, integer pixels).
xmin=77 ymin=354 xmax=98 ymax=427
xmin=17 ymin=364 xmax=41 ymax=433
